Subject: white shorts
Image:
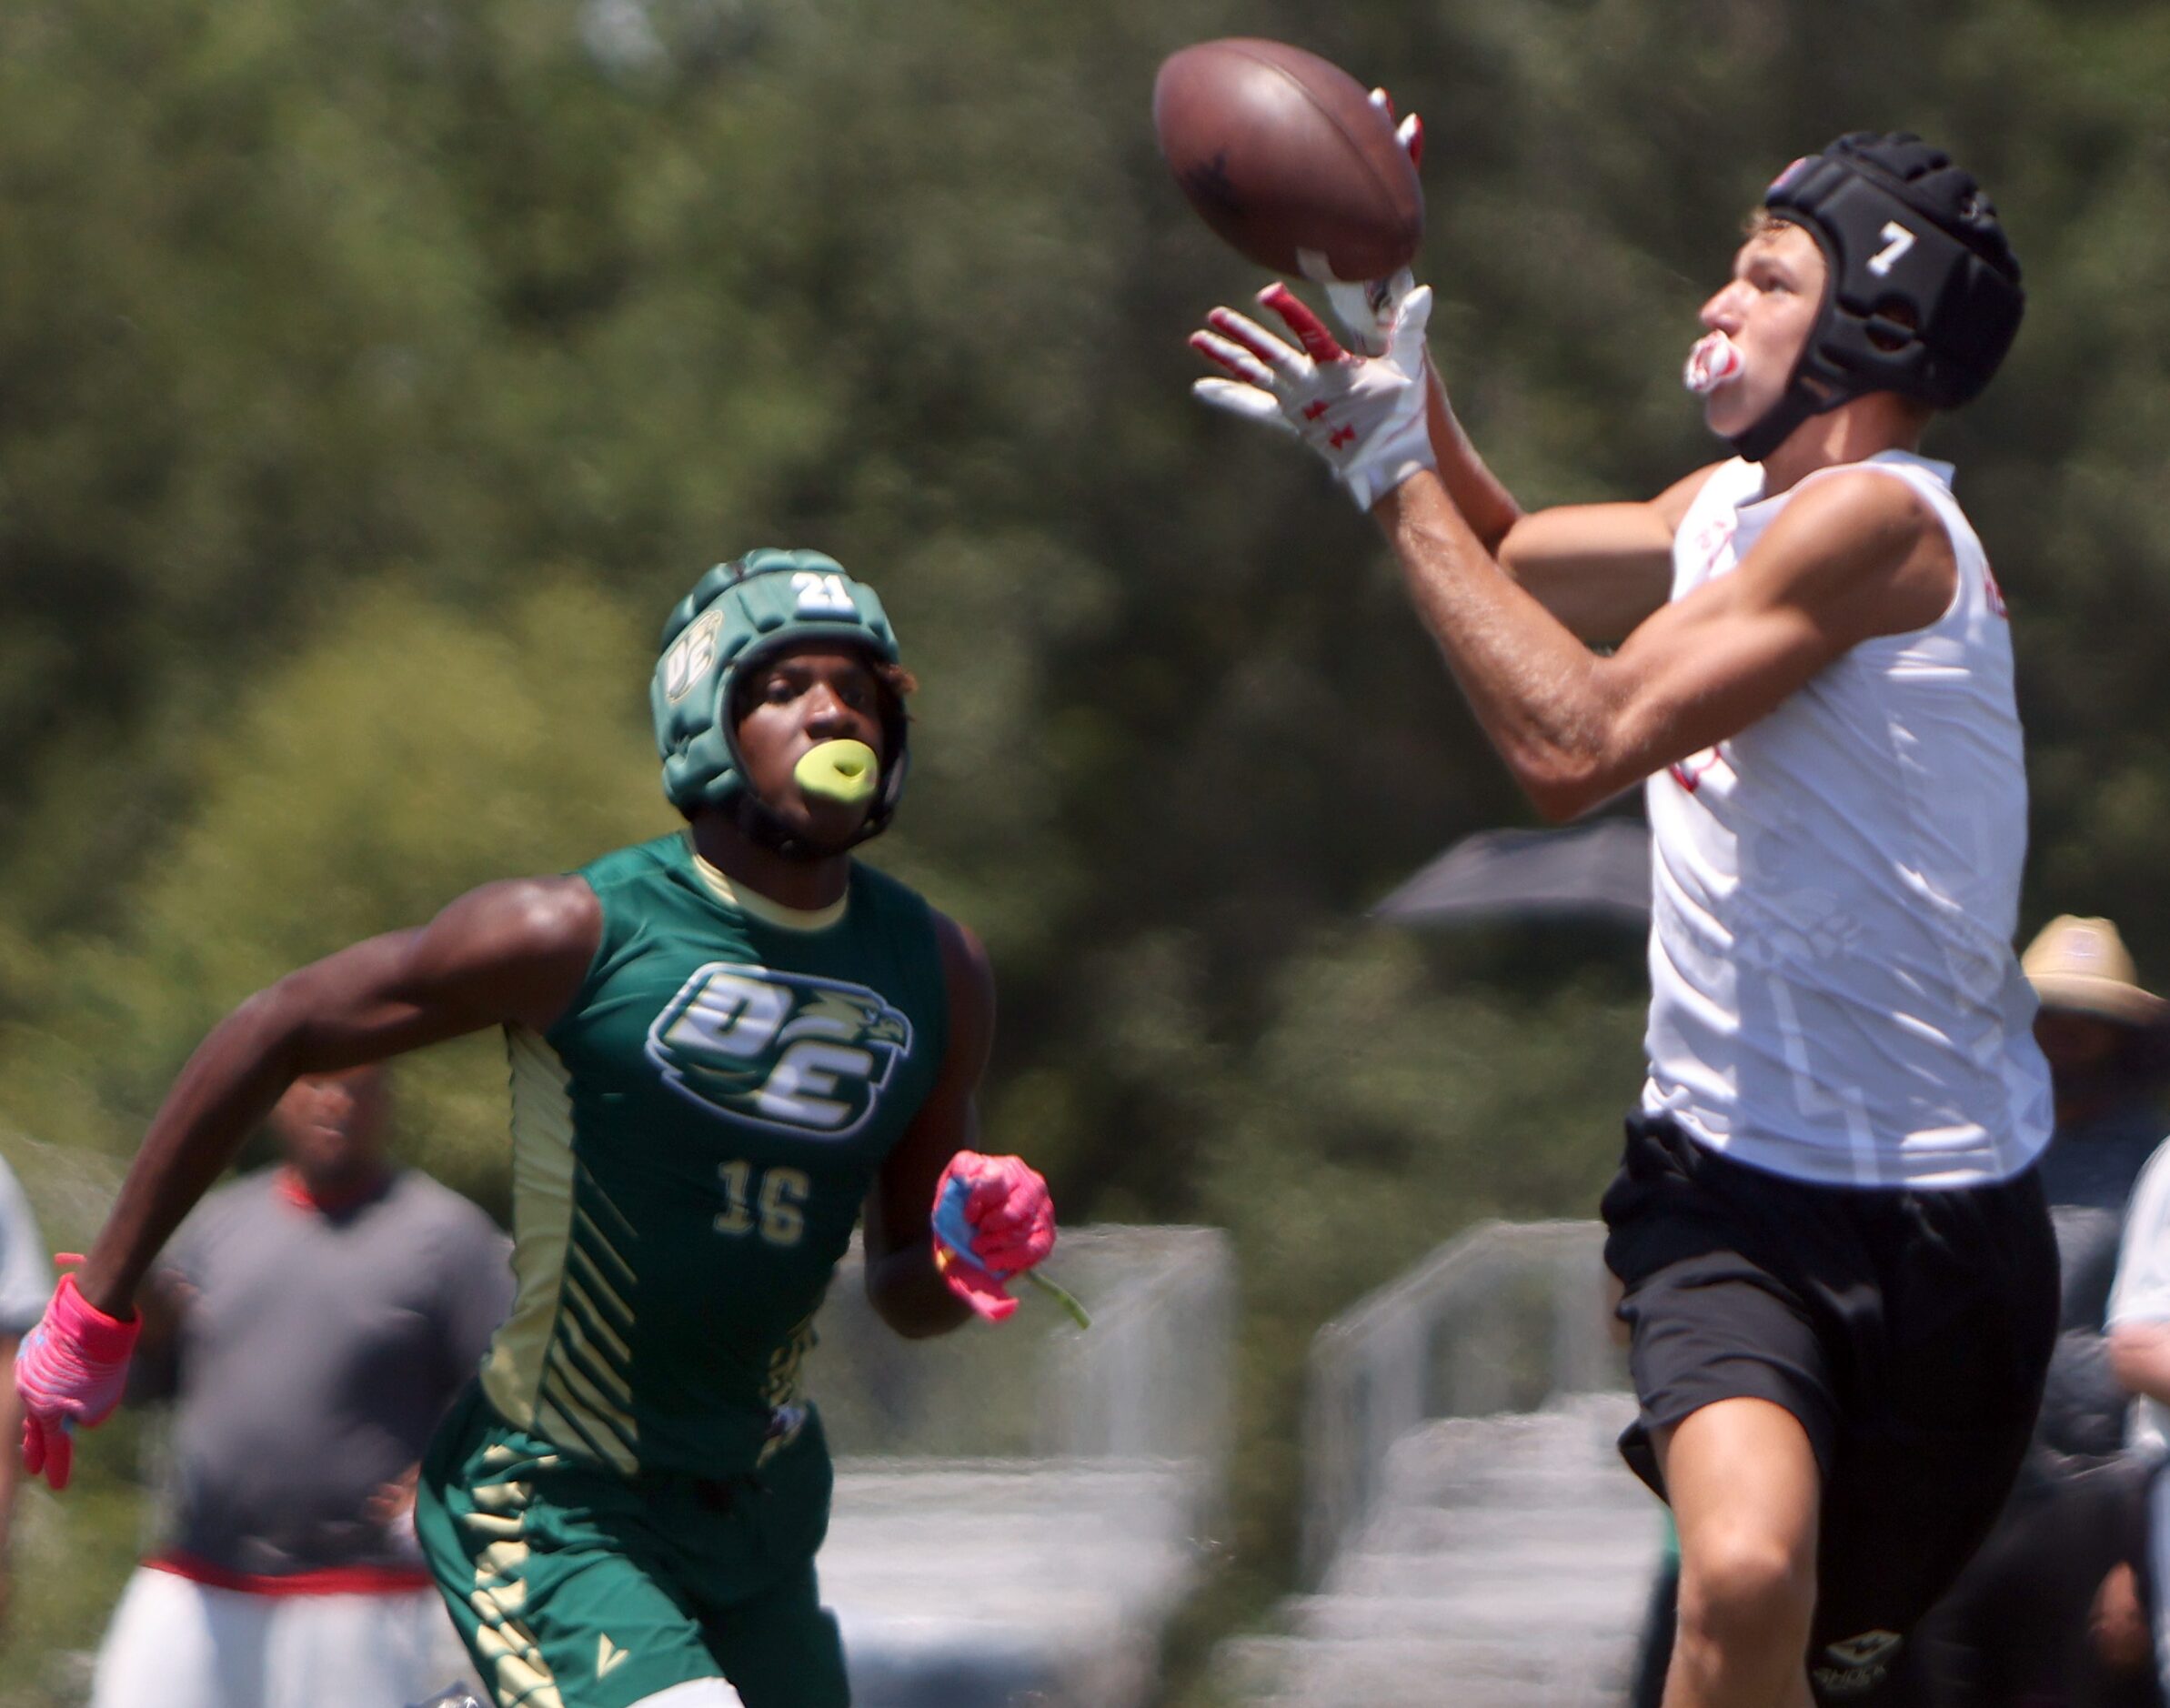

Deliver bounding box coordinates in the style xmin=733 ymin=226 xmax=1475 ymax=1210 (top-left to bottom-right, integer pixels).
xmin=89 ymin=1565 xmax=477 ymax=1708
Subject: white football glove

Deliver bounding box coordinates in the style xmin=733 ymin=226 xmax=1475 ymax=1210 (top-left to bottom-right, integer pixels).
xmin=1320 ymin=90 xmax=1424 ymax=355
xmin=1190 ymin=281 xmax=1436 ymax=512
xmin=1324 ymin=267 xmax=1419 ymax=358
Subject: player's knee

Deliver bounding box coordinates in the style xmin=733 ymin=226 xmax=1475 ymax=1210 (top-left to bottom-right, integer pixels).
xmin=1677 ymin=1530 xmax=1816 ymax=1655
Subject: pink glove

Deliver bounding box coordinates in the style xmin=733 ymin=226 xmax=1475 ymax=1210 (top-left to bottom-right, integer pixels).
xmin=15 ymin=1271 xmax=142 ymax=1492
xmin=929 ymin=1151 xmax=1055 ymax=1323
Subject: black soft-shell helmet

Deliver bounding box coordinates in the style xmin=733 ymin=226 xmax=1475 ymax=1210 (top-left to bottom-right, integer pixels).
xmin=1733 ymin=132 xmax=2024 ymax=462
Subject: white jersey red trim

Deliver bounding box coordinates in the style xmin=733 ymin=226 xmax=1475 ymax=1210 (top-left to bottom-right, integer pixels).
xmin=1638 ymin=451 xmax=2052 ymax=1189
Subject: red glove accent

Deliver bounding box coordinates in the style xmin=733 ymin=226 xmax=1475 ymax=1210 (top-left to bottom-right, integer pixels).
xmin=15 ymin=1271 xmax=142 ymax=1492
xmin=1367 ymin=86 xmax=1423 ymax=168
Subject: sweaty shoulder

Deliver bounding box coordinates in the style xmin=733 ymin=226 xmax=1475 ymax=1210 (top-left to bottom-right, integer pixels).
xmin=1748 ymin=464 xmax=1956 ymax=640
xmin=442 ymin=873 xmax=602 ymax=960
xmin=417 ymin=872 xmax=603 ymax=1034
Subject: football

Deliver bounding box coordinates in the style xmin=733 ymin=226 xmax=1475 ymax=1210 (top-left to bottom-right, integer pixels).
xmin=1152 ymin=37 xmax=1422 ymax=282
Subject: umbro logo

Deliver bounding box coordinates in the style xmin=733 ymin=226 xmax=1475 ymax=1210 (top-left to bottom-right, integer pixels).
xmin=598 ymin=1633 xmax=631 ymax=1678
xmin=1813 ymin=1629 xmax=1903 ymax=1695
xmin=1827 ymin=1631 xmax=1901 ymax=1666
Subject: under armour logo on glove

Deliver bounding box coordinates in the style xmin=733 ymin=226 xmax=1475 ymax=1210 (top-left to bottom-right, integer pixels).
xmin=1190 ymin=282 xmax=1438 ymax=511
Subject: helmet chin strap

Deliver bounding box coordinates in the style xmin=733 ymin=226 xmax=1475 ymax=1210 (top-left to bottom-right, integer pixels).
xmin=1728 ymin=386 xmax=1821 ymax=465
xmin=1727 ymin=342 xmax=1850 ymax=465
xmin=727 ymin=787 xmax=882 ymax=860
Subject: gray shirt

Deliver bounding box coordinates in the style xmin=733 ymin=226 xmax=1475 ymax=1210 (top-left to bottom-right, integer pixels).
xmin=144 ymin=1167 xmax=511 ymax=1578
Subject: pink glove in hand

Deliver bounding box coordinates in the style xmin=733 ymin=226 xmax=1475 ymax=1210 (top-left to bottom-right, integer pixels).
xmin=15 ymin=1270 xmax=142 ymax=1492
xmin=929 ymin=1151 xmax=1055 ymax=1323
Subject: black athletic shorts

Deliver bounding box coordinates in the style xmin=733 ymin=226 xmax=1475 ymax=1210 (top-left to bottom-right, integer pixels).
xmin=1601 ymin=1113 xmax=2058 ymax=1701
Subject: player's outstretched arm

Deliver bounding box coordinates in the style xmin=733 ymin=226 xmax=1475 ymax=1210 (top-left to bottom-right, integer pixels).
xmin=1375 ymin=463 xmax=1954 ymax=820
xmin=862 ymin=914 xmax=1054 ymax=1337
xmin=15 ymin=875 xmax=598 ymax=1489
xmin=1190 ymin=284 xmax=1699 ymax=638
xmin=78 ymin=877 xmax=598 ymax=1322
xmin=1319 ymin=93 xmax=1522 ymax=559
xmin=1327 ymin=276 xmax=1524 ymax=555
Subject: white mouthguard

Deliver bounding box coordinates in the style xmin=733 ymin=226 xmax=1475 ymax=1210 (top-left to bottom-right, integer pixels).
xmin=1683 ymin=331 xmax=1744 ymax=396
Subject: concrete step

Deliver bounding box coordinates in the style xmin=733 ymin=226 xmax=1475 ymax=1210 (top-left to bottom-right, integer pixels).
xmin=822 ymin=1458 xmax=1212 ymax=1708
xmin=1220 ymin=1632 xmax=1634 ymax=1708
xmin=1290 ymin=1580 xmax=1650 ymax=1642
xmin=1339 ymin=1501 xmax=1657 ymax=1567
xmin=1221 ymin=1394 xmax=1665 ymax=1704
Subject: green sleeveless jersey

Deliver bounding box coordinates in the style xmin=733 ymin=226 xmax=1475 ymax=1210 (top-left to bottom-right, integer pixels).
xmin=478 ymin=831 xmax=948 ymax=1478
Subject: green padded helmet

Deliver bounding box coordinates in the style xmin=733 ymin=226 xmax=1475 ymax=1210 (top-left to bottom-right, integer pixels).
xmin=651 ymin=549 xmax=908 ymax=834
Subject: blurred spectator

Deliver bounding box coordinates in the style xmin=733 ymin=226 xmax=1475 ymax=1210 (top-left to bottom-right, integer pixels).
xmin=0 ymin=1152 xmax=50 ymax=1635
xmin=2110 ymin=1107 xmax=2170 ymax=1708
xmin=2027 ymin=917 xmax=2170 ymax=1455
xmin=1891 ymin=916 xmax=2169 ymax=1705
xmin=86 ymin=1066 xmax=511 ymax=1708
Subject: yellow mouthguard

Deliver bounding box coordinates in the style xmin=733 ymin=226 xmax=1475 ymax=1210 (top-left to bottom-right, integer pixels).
xmin=794 ymin=739 xmax=879 ymax=805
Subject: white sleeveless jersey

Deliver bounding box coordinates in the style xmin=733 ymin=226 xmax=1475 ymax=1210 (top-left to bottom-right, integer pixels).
xmin=1639 ymin=451 xmax=2052 ymax=1189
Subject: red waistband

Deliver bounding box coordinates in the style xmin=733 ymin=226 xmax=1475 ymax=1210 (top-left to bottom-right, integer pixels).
xmin=147 ymin=1552 xmax=435 ymax=1597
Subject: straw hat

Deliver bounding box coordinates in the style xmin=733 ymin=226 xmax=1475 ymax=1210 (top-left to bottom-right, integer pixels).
xmin=2022 ymin=915 xmax=2168 ymax=1028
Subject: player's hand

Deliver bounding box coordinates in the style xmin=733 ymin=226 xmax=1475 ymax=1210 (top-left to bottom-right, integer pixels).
xmin=15 ymin=1270 xmax=142 ymax=1492
xmin=1321 ymin=89 xmax=1424 ymax=356
xmin=1190 ymin=282 xmax=1437 ymax=511
xmin=1324 ymin=268 xmax=1420 ymax=359
xmin=367 ymin=1464 xmax=423 ymax=1553
xmin=929 ymin=1150 xmax=1055 ymax=1323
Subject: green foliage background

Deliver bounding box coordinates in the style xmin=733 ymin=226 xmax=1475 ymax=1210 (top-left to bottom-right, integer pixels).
xmin=1 ymin=0 xmax=2165 ymax=1700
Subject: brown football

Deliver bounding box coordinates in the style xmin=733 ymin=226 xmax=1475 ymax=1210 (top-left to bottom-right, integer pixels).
xmin=1152 ymin=37 xmax=1422 ymax=281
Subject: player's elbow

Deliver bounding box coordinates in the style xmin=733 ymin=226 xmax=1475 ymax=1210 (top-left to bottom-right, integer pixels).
xmin=1494 ymin=680 xmax=1648 ymax=823
xmin=863 ymin=1272 xmax=922 ymax=1335
xmin=1517 ymin=689 xmax=1671 ymax=820
xmin=1513 ymin=749 xmax=1619 ymax=823
xmin=864 ymin=1258 xmax=970 ymax=1340
xmin=874 ymin=1304 xmax=956 ymax=1341
xmin=1522 ymin=774 xmax=1600 ymax=823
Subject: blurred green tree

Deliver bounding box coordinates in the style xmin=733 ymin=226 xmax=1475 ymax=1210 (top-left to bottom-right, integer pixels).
xmin=2 ymin=0 xmax=2167 ymax=1698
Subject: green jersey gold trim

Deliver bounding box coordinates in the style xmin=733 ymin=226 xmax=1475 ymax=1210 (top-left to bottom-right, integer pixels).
xmin=688 ymin=838 xmax=848 ymax=932
xmin=474 ymin=834 xmax=947 ymax=1481
xmin=483 ymin=1027 xmax=643 ymax=1476
xmin=459 ymin=1449 xmax=567 ymax=1708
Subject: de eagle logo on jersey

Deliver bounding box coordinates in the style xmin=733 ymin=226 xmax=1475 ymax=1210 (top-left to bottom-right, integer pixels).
xmin=646 ymin=962 xmax=913 ymax=1139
